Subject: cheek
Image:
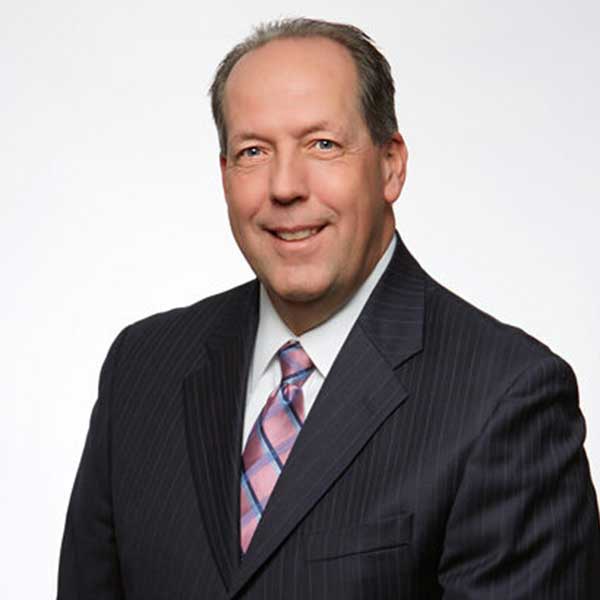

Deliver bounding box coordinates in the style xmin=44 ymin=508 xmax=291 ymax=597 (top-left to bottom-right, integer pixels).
xmin=307 ymin=163 xmax=361 ymax=216
xmin=225 ymin=173 xmax=266 ymax=225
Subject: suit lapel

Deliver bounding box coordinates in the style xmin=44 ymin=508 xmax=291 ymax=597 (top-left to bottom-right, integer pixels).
xmin=182 ymin=281 xmax=259 ymax=594
xmin=230 ymin=233 xmax=426 ymax=597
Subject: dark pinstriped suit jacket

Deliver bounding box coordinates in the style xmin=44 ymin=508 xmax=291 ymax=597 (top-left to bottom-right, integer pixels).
xmin=58 ymin=232 xmax=600 ymax=598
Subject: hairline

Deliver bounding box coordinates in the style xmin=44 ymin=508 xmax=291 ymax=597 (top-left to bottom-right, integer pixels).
xmin=210 ymin=20 xmax=399 ymax=156
xmin=221 ymin=36 xmax=364 ymax=153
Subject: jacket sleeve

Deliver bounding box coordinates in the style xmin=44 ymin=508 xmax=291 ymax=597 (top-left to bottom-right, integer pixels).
xmin=57 ymin=327 xmax=129 ymax=599
xmin=438 ymin=354 xmax=600 ymax=599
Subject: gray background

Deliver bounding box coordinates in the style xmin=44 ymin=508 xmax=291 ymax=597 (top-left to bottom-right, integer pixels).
xmin=2 ymin=1 xmax=598 ymax=596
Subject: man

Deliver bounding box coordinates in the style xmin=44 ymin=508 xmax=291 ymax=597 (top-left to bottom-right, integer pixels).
xmin=57 ymin=18 xmax=600 ymax=599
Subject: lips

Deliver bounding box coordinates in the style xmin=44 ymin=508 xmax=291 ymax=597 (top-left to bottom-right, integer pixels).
xmin=267 ymin=224 xmax=326 ymax=242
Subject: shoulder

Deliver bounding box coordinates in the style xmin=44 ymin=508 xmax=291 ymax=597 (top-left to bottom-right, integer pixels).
xmin=427 ymin=277 xmax=551 ymax=351
xmin=422 ymin=275 xmax=574 ymax=394
xmin=106 ymin=279 xmax=257 ymax=374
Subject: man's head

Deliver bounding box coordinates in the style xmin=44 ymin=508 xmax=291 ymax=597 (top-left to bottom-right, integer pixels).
xmin=210 ymin=18 xmax=408 ymax=334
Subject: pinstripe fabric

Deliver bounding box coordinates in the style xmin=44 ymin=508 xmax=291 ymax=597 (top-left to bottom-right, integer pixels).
xmin=57 ymin=232 xmax=600 ymax=599
xmin=240 ymin=341 xmax=314 ymax=553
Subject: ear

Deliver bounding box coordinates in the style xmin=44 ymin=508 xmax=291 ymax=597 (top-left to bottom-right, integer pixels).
xmin=219 ymin=153 xmax=228 ymax=195
xmin=381 ymin=132 xmax=408 ymax=205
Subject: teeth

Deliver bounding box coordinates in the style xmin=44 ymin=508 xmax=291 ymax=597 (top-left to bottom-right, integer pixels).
xmin=275 ymin=228 xmax=319 ymax=241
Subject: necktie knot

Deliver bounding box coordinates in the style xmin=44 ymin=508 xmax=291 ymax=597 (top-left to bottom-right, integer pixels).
xmin=277 ymin=340 xmax=314 ymax=386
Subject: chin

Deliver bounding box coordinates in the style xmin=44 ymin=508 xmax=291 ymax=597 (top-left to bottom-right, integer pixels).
xmin=278 ymin=288 xmax=324 ymax=304
xmin=259 ymin=261 xmax=339 ymax=305
xmin=267 ymin=277 xmax=332 ymax=306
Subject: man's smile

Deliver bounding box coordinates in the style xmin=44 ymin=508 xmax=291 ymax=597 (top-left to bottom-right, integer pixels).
xmin=266 ymin=224 xmax=327 ymax=242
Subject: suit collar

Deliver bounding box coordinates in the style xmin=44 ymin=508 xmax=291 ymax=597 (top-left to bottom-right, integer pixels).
xmin=182 ymin=281 xmax=259 ymax=593
xmin=358 ymin=230 xmax=426 ymax=369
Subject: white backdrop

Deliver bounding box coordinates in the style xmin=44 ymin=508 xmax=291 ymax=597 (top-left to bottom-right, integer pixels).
xmin=2 ymin=1 xmax=599 ymax=596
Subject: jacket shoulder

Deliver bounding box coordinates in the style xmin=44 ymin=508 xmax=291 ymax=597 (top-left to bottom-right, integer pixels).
xmin=424 ymin=276 xmax=569 ymax=377
xmin=420 ymin=278 xmax=579 ymax=447
xmin=110 ymin=279 xmax=256 ymax=372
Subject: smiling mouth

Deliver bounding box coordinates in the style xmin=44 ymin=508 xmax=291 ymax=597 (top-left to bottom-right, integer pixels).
xmin=268 ymin=225 xmax=325 ymax=241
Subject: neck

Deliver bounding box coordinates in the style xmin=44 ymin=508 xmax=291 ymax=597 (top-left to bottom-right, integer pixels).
xmin=267 ymin=293 xmax=344 ymax=336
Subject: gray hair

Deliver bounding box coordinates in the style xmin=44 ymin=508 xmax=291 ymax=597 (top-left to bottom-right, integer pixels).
xmin=209 ymin=17 xmax=399 ymax=155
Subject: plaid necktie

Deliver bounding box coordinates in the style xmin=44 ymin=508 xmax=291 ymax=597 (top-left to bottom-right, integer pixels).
xmin=240 ymin=340 xmax=314 ymax=554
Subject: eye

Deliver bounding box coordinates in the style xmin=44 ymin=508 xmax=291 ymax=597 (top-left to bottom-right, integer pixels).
xmin=239 ymin=146 xmax=262 ymax=158
xmin=314 ymin=139 xmax=337 ymax=151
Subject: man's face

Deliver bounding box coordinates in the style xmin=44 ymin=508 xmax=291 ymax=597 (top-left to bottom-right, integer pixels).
xmin=220 ymin=37 xmax=405 ymax=329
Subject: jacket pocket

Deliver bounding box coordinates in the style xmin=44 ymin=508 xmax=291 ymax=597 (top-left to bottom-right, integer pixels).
xmin=305 ymin=513 xmax=412 ymax=561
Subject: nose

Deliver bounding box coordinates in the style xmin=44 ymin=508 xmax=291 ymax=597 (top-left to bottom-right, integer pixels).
xmin=269 ymin=150 xmax=308 ymax=205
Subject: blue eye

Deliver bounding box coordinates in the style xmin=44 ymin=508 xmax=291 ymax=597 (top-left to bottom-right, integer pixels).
xmin=241 ymin=147 xmax=261 ymax=157
xmin=316 ymin=139 xmax=335 ymax=150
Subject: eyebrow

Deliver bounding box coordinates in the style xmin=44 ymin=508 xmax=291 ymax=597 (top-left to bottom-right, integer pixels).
xmin=230 ymin=131 xmax=267 ymax=146
xmin=296 ymin=121 xmax=345 ymax=138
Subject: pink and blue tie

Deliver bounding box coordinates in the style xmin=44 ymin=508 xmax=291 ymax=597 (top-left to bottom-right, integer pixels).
xmin=240 ymin=340 xmax=314 ymax=554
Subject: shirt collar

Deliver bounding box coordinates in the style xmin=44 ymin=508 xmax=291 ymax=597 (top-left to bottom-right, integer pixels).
xmin=250 ymin=234 xmax=397 ymax=391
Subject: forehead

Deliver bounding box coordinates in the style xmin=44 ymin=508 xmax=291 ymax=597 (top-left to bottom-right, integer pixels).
xmin=223 ymin=37 xmax=362 ymax=139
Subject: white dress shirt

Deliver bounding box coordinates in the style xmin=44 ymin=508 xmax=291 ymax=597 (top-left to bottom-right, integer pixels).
xmin=242 ymin=235 xmax=397 ymax=448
